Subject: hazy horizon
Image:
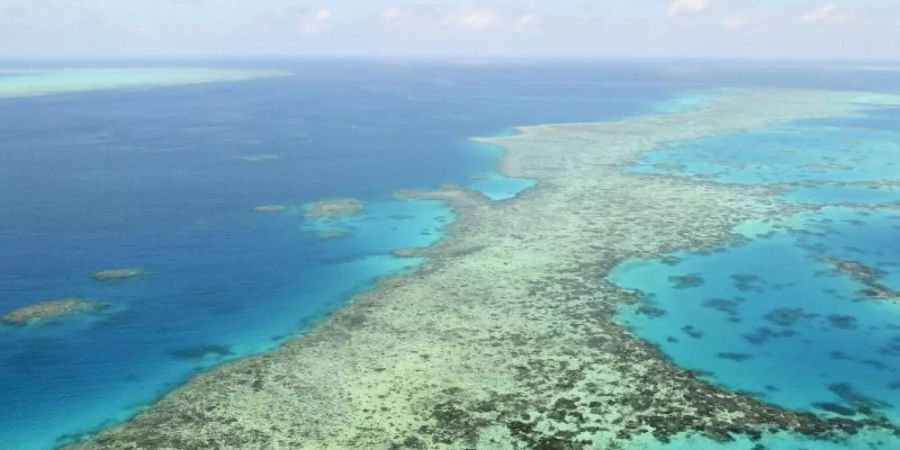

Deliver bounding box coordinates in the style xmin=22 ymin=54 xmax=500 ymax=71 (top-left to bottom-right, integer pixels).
xmin=2 ymin=0 xmax=900 ymax=60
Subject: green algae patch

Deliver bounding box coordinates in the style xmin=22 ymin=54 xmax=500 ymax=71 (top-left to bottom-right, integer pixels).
xmin=0 ymin=68 xmax=289 ymax=99
xmin=69 ymin=89 xmax=900 ymax=449
xmin=2 ymin=298 xmax=106 ymax=325
xmin=92 ymin=268 xmax=144 ymax=282
xmin=304 ymin=198 xmax=365 ymax=219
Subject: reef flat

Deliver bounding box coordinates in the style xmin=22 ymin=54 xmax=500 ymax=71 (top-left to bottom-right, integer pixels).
xmin=72 ymin=89 xmax=900 ymax=449
xmin=0 ymin=68 xmax=288 ymax=99
xmin=2 ymin=298 xmax=105 ymax=325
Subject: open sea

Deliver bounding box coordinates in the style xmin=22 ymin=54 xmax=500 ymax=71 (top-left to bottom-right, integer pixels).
xmin=1 ymin=60 xmax=899 ymax=449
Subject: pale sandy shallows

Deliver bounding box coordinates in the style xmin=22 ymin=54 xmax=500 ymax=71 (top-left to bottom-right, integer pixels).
xmin=72 ymin=89 xmax=900 ymax=449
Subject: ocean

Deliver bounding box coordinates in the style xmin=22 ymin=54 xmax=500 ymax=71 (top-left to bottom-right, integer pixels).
xmin=1 ymin=60 xmax=898 ymax=449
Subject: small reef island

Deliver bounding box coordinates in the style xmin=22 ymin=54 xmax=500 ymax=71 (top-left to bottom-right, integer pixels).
xmin=304 ymin=197 xmax=365 ymax=219
xmin=3 ymin=298 xmax=105 ymax=326
xmin=826 ymin=256 xmax=900 ymax=303
xmin=72 ymin=89 xmax=900 ymax=449
xmin=92 ymin=268 xmax=144 ymax=282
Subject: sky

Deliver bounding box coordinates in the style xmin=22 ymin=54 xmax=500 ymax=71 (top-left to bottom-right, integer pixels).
xmin=1 ymin=0 xmax=899 ymax=59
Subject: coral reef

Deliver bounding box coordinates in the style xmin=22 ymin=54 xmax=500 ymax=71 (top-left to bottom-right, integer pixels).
xmin=825 ymin=256 xmax=899 ymax=303
xmin=305 ymin=198 xmax=365 ymax=219
xmin=70 ymin=89 xmax=900 ymax=449
xmin=92 ymin=268 xmax=144 ymax=282
xmin=3 ymin=298 xmax=105 ymax=325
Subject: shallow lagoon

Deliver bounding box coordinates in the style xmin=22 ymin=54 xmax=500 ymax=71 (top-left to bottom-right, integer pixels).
xmin=630 ymin=124 xmax=900 ymax=184
xmin=612 ymin=208 xmax=900 ymax=420
xmin=613 ymin=98 xmax=900 ymax=448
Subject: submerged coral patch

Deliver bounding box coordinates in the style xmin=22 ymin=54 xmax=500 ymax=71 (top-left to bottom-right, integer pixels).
xmin=827 ymin=314 xmax=859 ymax=330
xmin=253 ymin=204 xmax=287 ymax=213
xmin=305 ymin=198 xmax=365 ymax=219
xmin=764 ymin=308 xmax=815 ymax=327
xmin=668 ymin=274 xmax=705 ymax=289
xmin=92 ymin=268 xmax=143 ymax=282
xmin=717 ymin=352 xmax=754 ymax=362
xmin=168 ymin=344 xmax=234 ymax=360
xmin=2 ymin=298 xmax=106 ymax=325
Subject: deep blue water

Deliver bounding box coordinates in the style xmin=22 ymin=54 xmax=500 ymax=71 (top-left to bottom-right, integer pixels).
xmin=2 ymin=60 xmax=900 ymax=449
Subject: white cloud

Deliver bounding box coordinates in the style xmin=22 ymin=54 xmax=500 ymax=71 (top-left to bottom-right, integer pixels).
xmin=722 ymin=14 xmax=750 ymax=30
xmin=381 ymin=5 xmax=539 ymax=33
xmin=721 ymin=13 xmax=769 ymax=32
xmin=450 ymin=7 xmax=501 ymax=30
xmin=299 ymin=8 xmax=332 ymax=35
xmin=801 ymin=4 xmax=836 ymax=22
xmin=800 ymin=4 xmax=858 ymax=25
xmin=381 ymin=6 xmax=413 ymax=22
xmin=510 ymin=13 xmax=539 ymax=32
xmin=666 ymin=0 xmax=711 ymax=17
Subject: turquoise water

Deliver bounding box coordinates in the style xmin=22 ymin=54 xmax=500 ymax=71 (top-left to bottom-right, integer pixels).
xmin=612 ymin=208 xmax=900 ymax=419
xmin=784 ymin=185 xmax=900 ymax=205
xmin=650 ymin=89 xmax=732 ymax=114
xmin=613 ymin=95 xmax=900 ymax=446
xmin=465 ymin=142 xmax=536 ymax=200
xmin=630 ymin=123 xmax=900 ymax=184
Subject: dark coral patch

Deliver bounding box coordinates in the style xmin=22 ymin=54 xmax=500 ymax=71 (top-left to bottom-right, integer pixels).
xmin=681 ymin=325 xmax=704 ymax=339
xmin=743 ymin=327 xmax=796 ymax=346
xmin=731 ymin=274 xmax=764 ymax=292
xmin=827 ymin=314 xmax=859 ymax=330
xmin=764 ymin=308 xmax=815 ymax=327
xmin=813 ymin=402 xmax=856 ymax=416
xmin=828 ymin=351 xmax=853 ymax=361
xmin=703 ymin=298 xmax=740 ymax=316
xmin=637 ymin=304 xmax=666 ymax=318
xmin=880 ymin=335 xmax=900 ymax=357
xmin=169 ymin=344 xmax=234 ymax=360
xmin=717 ymin=352 xmax=754 ymax=362
xmin=829 ymin=382 xmax=891 ymax=414
xmin=668 ymin=274 xmax=705 ymax=289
